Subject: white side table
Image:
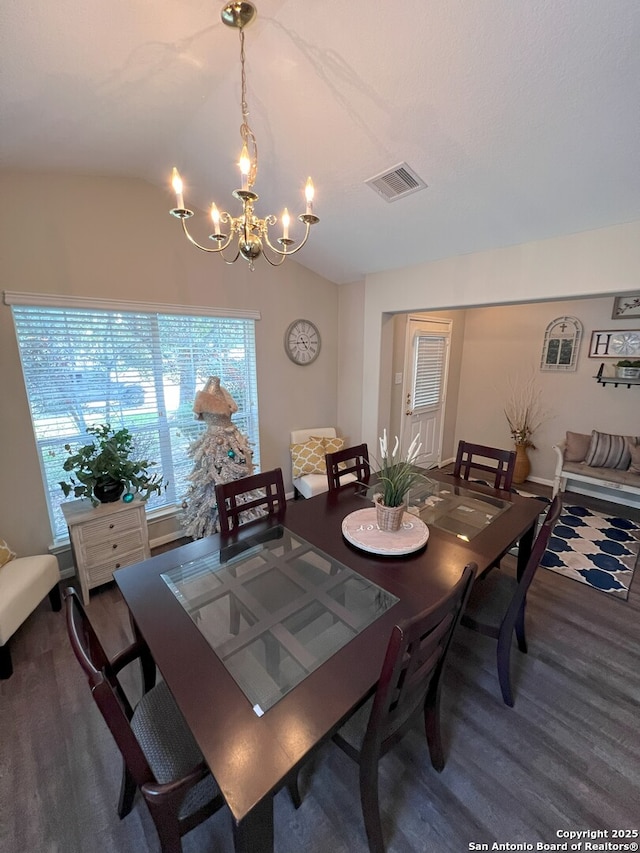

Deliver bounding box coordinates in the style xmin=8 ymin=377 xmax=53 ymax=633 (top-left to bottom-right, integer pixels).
xmin=62 ymin=497 xmax=151 ymax=605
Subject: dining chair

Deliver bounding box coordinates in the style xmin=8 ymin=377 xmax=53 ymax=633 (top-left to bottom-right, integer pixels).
xmin=325 ymin=443 xmax=370 ymax=492
xmin=64 ymin=587 xmax=225 ymax=853
xmin=329 ymin=562 xmax=477 ymax=853
xmin=460 ymin=493 xmax=562 ymax=706
xmin=215 ymin=467 xmax=286 ymax=534
xmin=453 ymin=440 xmax=516 ymax=491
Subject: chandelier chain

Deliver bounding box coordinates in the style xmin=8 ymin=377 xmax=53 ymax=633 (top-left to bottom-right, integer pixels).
xmin=169 ymin=1 xmax=318 ymax=267
xmin=239 ymin=28 xmax=258 ymax=189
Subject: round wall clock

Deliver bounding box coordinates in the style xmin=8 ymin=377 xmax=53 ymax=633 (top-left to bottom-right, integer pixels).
xmin=284 ymin=319 xmax=321 ymax=365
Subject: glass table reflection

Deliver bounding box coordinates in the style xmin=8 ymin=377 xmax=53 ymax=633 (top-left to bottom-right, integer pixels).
xmin=161 ymin=526 xmax=398 ymax=715
xmin=360 ymin=476 xmax=512 ymax=541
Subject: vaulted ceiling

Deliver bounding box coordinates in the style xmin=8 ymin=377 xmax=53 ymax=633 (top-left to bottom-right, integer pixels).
xmin=2 ymin=0 xmax=640 ymax=284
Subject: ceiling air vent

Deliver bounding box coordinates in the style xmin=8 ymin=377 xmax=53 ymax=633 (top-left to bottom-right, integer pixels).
xmin=365 ymin=163 xmax=427 ymax=202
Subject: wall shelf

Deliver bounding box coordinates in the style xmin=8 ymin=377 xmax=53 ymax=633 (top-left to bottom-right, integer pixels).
xmin=594 ymin=362 xmax=640 ymax=388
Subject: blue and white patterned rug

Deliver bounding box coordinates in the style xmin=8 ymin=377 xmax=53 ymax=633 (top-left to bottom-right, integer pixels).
xmin=541 ymin=505 xmax=640 ymax=600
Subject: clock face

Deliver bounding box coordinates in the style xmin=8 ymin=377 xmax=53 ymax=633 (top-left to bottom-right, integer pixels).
xmin=609 ymin=332 xmax=640 ymax=357
xmin=284 ymin=319 xmax=321 ymax=365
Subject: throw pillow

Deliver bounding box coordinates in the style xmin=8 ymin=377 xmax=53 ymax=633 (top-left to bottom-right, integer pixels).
xmin=319 ymin=435 xmax=347 ymax=470
xmin=564 ymin=431 xmax=591 ymax=463
xmin=627 ymin=440 xmax=640 ymax=475
xmin=291 ymin=438 xmax=326 ymax=478
xmin=584 ymin=430 xmax=633 ymax=470
xmin=0 ymin=538 xmax=16 ymax=568
xmin=320 ymin=436 xmax=345 ymax=456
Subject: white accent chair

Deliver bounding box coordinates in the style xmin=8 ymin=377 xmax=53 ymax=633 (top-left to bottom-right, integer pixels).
xmin=290 ymin=428 xmax=358 ymax=499
xmin=0 ymin=554 xmax=61 ymax=678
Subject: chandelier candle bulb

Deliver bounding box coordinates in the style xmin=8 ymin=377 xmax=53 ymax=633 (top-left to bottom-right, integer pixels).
xmin=305 ymin=177 xmax=314 ymax=214
xmin=171 ymin=167 xmax=185 ymax=210
xmin=239 ymin=145 xmax=250 ymax=191
xmin=210 ymin=203 xmax=221 ymax=235
xmin=282 ymin=208 xmax=290 ymax=240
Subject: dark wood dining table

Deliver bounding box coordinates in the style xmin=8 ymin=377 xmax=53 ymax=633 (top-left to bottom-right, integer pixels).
xmin=114 ymin=469 xmax=544 ymax=853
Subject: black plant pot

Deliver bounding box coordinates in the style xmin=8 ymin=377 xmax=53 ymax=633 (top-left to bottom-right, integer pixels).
xmin=94 ymin=477 xmax=125 ymax=504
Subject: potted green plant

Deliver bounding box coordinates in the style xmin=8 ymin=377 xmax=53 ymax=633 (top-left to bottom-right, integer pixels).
xmin=615 ymin=359 xmax=640 ymax=379
xmin=59 ymin=424 xmax=166 ymax=506
xmin=372 ymin=430 xmax=426 ymax=531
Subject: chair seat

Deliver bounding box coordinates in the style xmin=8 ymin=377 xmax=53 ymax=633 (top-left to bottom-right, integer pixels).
xmin=293 ymin=473 xmax=329 ymax=499
xmin=462 ymin=570 xmax=518 ymax=630
xmin=335 ymin=696 xmax=374 ymax=751
xmin=293 ymin=472 xmax=357 ymax=499
xmin=131 ymin=680 xmax=220 ymax=817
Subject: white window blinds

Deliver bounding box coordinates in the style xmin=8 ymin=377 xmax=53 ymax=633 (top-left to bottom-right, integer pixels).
xmin=412 ymin=334 xmax=446 ymax=409
xmin=10 ymin=302 xmax=260 ymax=541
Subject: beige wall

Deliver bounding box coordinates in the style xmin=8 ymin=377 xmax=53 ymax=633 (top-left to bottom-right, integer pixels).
xmin=343 ymin=220 xmax=640 ymax=455
xmin=454 ymin=298 xmax=640 ymax=483
xmin=0 ymin=172 xmax=339 ymax=556
xmin=3 ymin=172 xmax=640 ymax=556
xmin=337 ymin=280 xmax=365 ymax=444
xmin=357 ymin=295 xmax=640 ymax=485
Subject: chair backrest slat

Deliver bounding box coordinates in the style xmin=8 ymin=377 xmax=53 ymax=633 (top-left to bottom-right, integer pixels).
xmin=454 ymin=440 xmax=516 ymax=491
xmin=503 ymin=493 xmax=562 ymax=627
xmin=362 ymin=562 xmax=476 ymax=757
xmin=326 ymin=443 xmax=370 ymax=492
xmin=215 ymin=468 xmax=286 ymax=534
xmin=64 ymin=588 xmax=155 ymax=787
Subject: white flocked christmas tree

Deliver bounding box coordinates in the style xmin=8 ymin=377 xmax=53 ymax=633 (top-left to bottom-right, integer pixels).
xmin=181 ymin=376 xmax=262 ymax=539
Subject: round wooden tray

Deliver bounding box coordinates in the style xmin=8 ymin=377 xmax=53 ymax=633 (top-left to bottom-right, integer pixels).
xmin=341 ymin=508 xmax=429 ymax=556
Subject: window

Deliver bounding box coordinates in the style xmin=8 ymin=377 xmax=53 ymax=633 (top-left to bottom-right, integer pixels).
xmin=412 ymin=334 xmax=446 ymax=409
xmin=8 ymin=296 xmax=260 ymax=541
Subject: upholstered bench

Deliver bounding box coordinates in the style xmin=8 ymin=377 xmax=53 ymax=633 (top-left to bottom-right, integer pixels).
xmin=0 ymin=552 xmax=61 ymax=678
xmin=552 ymin=430 xmax=640 ymax=504
xmin=290 ymin=427 xmax=358 ymax=498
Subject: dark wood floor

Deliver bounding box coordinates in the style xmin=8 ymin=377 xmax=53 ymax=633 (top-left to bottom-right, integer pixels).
xmin=1 ymin=486 xmax=639 ymax=853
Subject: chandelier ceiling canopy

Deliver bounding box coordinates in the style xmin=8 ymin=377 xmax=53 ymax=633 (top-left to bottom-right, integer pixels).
xmin=170 ymin=1 xmax=319 ymax=270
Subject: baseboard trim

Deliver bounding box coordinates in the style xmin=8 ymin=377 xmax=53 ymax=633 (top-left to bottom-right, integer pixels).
xmin=150 ymin=530 xmax=186 ymax=549
xmin=527 ymin=476 xmax=553 ymax=487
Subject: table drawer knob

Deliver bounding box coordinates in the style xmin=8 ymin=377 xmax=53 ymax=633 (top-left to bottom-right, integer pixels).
xmin=112 ymin=544 xmax=118 ymax=550
xmin=115 ymin=563 xmax=121 ymax=569
xmin=109 ymin=523 xmax=115 ymax=529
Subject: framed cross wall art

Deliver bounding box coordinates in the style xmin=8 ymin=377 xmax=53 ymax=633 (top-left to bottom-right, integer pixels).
xmin=540 ymin=316 xmax=582 ymax=371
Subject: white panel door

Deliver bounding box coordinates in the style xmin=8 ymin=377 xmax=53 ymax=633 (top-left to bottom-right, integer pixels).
xmin=401 ymin=318 xmax=450 ymax=467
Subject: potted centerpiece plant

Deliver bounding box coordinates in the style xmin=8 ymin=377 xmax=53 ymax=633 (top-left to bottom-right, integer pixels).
xmin=372 ymin=430 xmax=425 ymax=531
xmin=59 ymin=423 xmax=166 ymax=506
xmin=615 ymin=359 xmax=640 ymax=380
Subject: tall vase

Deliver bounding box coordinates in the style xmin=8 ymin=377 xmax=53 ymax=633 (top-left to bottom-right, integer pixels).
xmin=512 ymin=444 xmax=530 ymax=485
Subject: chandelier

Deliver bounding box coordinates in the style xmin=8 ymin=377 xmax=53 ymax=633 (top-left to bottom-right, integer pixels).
xmin=170 ymin=1 xmax=319 ymax=269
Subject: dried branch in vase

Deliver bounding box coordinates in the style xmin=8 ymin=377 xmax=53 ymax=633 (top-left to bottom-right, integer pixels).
xmin=503 ymin=372 xmax=549 ymax=450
